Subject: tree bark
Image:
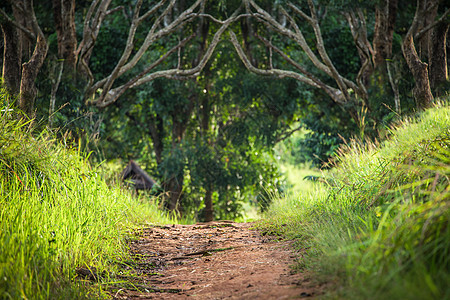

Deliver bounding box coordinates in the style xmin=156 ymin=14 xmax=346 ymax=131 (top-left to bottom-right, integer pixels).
xmin=1 ymin=20 xmax=21 ymax=95
xmin=401 ymin=0 xmax=443 ymax=110
xmin=86 ymin=3 xmax=246 ymax=108
xmin=429 ymin=21 xmax=449 ymax=93
xmin=418 ymin=0 xmax=438 ymax=62
xmin=402 ymin=34 xmax=434 ymax=109
xmin=49 ymin=60 xmax=64 ymax=127
xmin=373 ymin=0 xmax=398 ymax=68
xmin=1 ymin=0 xmax=49 ymax=117
xmin=19 ymin=33 xmax=48 ymax=117
xmin=12 ymin=0 xmax=32 ymax=61
xmin=52 ymin=0 xmax=77 ymax=70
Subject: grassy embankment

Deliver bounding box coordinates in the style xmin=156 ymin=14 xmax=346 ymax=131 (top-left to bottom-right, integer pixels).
xmin=262 ymin=102 xmax=449 ymax=299
xmin=0 ymin=97 xmax=171 ymax=298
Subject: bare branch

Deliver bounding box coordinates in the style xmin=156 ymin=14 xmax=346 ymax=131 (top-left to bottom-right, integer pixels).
xmin=196 ymin=13 xmax=251 ymax=24
xmin=279 ymin=7 xmax=302 ymax=36
xmin=177 ymin=41 xmax=182 ymax=69
xmin=415 ymin=8 xmax=449 ymax=41
xmin=26 ymin=0 xmax=44 ymax=43
xmin=132 ymin=10 xmax=241 ymax=83
xmin=138 ymin=0 xmax=168 ymax=22
xmin=229 ymin=30 xmax=346 ymax=104
xmin=0 ymin=7 xmax=35 ymax=40
xmin=114 ymin=0 xmax=203 ymax=79
xmin=386 ymin=60 xmax=400 ymax=113
xmin=89 ymin=0 xmax=204 ymax=105
xmin=242 ymin=0 xmax=363 ymax=103
xmin=89 ymin=33 xmax=195 ymax=107
xmin=148 ymin=0 xmax=176 ymax=36
xmin=76 ymin=0 xmax=113 ymax=76
xmin=287 ymin=2 xmax=313 ymax=25
xmin=90 ymin=5 xmax=243 ymax=108
xmin=49 ymin=59 xmax=64 ymax=127
xmin=106 ymin=6 xmax=124 ymax=16
xmin=247 ymin=0 xmax=338 ymax=82
xmin=344 ymin=9 xmax=373 ymax=99
xmin=306 ymin=0 xmax=351 ymax=101
xmin=95 ymin=0 xmax=146 ymax=100
xmin=345 ymin=9 xmax=374 ymax=61
xmin=406 ymin=0 xmax=425 ymax=39
xmin=76 ymin=0 xmax=100 ymax=56
xmin=255 ymin=33 xmax=342 ymax=99
xmin=83 ymin=0 xmax=165 ymax=99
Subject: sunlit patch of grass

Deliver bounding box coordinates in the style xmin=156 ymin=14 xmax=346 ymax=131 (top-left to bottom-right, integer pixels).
xmin=279 ymin=163 xmax=323 ymax=196
xmin=0 ymin=102 xmax=171 ymax=298
xmin=261 ymin=101 xmax=450 ymax=299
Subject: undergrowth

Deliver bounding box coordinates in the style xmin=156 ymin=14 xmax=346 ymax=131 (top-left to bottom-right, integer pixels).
xmin=0 ymin=98 xmax=171 ymax=298
xmin=261 ymin=101 xmax=449 ymax=299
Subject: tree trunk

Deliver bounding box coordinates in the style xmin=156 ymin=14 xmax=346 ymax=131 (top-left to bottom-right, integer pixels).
xmin=373 ymin=0 xmax=398 ymax=68
xmin=370 ymin=0 xmax=398 ymax=114
xmin=166 ymin=176 xmax=183 ymax=213
xmin=402 ymin=34 xmax=434 ymax=110
xmin=12 ymin=0 xmax=32 ymax=61
xmin=148 ymin=114 xmax=165 ymax=165
xmin=204 ymin=187 xmax=213 ymax=222
xmin=2 ymin=0 xmax=49 ymax=117
xmin=429 ymin=22 xmax=449 ymax=94
xmin=19 ymin=34 xmax=48 ymax=117
xmin=1 ymin=21 xmax=21 ymax=95
xmin=52 ymin=0 xmax=77 ymax=70
xmin=418 ymin=0 xmax=438 ymax=62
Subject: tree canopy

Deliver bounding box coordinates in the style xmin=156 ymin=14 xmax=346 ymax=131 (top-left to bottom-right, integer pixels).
xmin=1 ymin=0 xmax=449 ymax=220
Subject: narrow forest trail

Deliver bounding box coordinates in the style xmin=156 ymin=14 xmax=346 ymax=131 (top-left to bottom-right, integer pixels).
xmin=112 ymin=222 xmax=323 ymax=299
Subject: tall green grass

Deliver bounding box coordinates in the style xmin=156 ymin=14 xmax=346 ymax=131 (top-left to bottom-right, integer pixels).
xmin=261 ymin=102 xmax=450 ymax=299
xmin=0 ymin=99 xmax=170 ymax=298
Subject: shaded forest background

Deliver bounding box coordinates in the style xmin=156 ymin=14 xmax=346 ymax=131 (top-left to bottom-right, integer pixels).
xmin=1 ymin=0 xmax=449 ymax=221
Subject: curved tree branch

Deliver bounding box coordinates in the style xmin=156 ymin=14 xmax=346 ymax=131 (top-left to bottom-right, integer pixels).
xmin=0 ymin=7 xmax=35 ymax=40
xmin=402 ymin=0 xmax=435 ymax=109
xmin=415 ymin=8 xmax=449 ymax=41
xmin=90 ymin=5 xmax=245 ymax=108
xmin=85 ymin=0 xmax=201 ymax=105
xmin=229 ymin=30 xmax=346 ymax=104
xmin=237 ymin=0 xmax=371 ymax=106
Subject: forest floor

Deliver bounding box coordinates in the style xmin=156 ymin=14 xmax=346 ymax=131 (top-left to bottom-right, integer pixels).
xmin=110 ymin=221 xmax=325 ymax=299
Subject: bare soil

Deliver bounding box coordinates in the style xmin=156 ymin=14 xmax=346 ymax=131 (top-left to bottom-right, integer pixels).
xmin=111 ymin=221 xmax=323 ymax=299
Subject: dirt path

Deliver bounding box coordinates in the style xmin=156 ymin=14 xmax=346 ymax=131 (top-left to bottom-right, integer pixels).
xmin=112 ymin=221 xmax=321 ymax=299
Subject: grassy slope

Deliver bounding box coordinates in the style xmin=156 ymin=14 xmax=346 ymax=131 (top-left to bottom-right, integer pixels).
xmin=0 ymin=108 xmax=171 ymax=298
xmin=261 ymin=103 xmax=450 ymax=299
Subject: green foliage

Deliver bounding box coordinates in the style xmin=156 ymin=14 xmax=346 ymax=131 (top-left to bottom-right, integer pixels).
xmin=24 ymin=0 xmax=440 ymax=221
xmin=276 ymin=85 xmax=356 ymax=167
xmin=251 ymin=0 xmax=421 ymax=166
xmin=94 ymin=36 xmax=299 ymax=220
xmin=0 ymin=100 xmax=170 ymax=298
xmin=260 ymin=102 xmax=450 ymax=299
